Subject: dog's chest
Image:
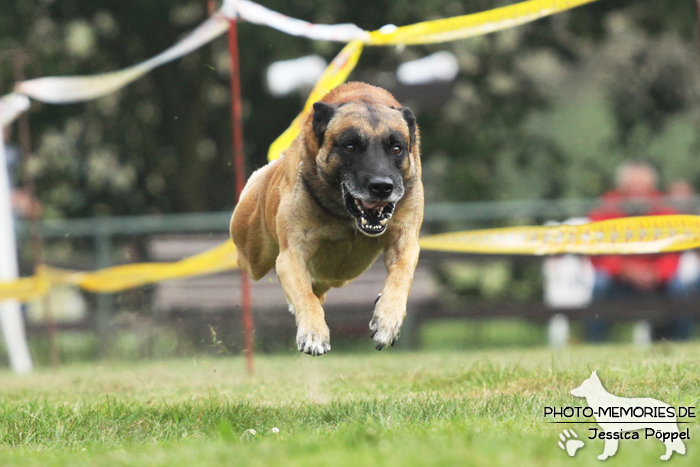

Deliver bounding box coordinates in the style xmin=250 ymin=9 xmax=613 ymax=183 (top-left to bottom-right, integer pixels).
xmin=308 ymin=236 xmax=382 ymax=283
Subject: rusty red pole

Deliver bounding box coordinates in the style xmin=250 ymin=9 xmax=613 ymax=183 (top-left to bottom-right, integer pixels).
xmin=227 ymin=17 xmax=254 ymax=374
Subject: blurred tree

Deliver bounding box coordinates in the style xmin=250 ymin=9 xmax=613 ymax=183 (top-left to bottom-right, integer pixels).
xmin=0 ymin=0 xmax=699 ymax=219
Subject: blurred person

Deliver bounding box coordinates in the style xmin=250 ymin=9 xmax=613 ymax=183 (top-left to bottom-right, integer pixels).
xmin=587 ymin=161 xmax=694 ymax=341
xmin=668 ymin=179 xmax=695 ymax=198
xmin=3 ymin=126 xmax=41 ymax=219
xmin=666 ymin=179 xmax=700 ymax=336
xmin=667 ymin=179 xmax=697 ymax=214
xmin=3 ymin=126 xmax=43 ymax=282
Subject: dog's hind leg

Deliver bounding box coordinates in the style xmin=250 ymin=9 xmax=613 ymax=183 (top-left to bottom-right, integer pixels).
xmin=312 ymin=283 xmax=332 ymax=305
xmin=598 ymin=437 xmax=618 ymax=460
xmin=231 ymin=199 xmax=278 ymax=280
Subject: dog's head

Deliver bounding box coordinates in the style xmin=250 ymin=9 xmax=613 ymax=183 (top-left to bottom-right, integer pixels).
xmin=571 ymin=370 xmax=602 ymax=398
xmin=309 ymin=84 xmax=418 ymax=236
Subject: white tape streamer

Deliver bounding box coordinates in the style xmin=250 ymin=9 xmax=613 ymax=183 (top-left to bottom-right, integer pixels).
xmin=225 ymin=0 xmax=368 ymax=42
xmin=12 ymin=0 xmax=366 ymax=109
xmin=16 ymin=15 xmax=229 ymax=104
xmin=0 ymin=93 xmax=31 ymax=128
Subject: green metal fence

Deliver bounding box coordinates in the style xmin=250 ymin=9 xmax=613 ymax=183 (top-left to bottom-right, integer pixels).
xmin=14 ymin=196 xmax=699 ymax=337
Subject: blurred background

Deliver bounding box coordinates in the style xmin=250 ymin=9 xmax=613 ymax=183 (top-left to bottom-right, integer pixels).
xmin=2 ymin=0 xmax=700 ymax=365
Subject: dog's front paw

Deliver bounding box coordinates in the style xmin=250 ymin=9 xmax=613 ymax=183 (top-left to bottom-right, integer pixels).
xmin=369 ymin=302 xmax=404 ymax=350
xmin=296 ymin=324 xmax=331 ymax=356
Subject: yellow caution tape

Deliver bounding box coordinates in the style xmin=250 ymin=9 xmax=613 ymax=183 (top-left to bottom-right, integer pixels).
xmin=419 ymin=215 xmax=700 ymax=255
xmin=366 ymin=0 xmax=600 ymax=45
xmin=268 ymin=0 xmax=600 ymax=161
xmin=0 ymin=239 xmax=238 ymax=303
xmin=0 ymin=274 xmax=51 ymax=303
xmin=5 ymin=216 xmax=700 ymax=304
xmin=76 ymin=238 xmax=238 ymax=292
xmin=267 ymin=40 xmax=364 ymax=161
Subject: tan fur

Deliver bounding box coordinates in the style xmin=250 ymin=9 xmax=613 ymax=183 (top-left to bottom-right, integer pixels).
xmin=230 ymin=82 xmax=424 ymax=355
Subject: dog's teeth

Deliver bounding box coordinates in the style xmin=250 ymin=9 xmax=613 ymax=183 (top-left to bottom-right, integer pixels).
xmin=380 ymin=219 xmax=387 ymax=225
xmin=361 ymin=218 xmax=367 ymax=226
xmin=354 ymin=199 xmax=360 ymax=207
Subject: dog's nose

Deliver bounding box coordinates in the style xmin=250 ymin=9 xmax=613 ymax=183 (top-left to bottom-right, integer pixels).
xmin=368 ymin=177 xmax=394 ymax=198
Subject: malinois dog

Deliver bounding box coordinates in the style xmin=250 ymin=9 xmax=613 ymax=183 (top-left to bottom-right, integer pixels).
xmin=230 ymin=82 xmax=423 ymax=355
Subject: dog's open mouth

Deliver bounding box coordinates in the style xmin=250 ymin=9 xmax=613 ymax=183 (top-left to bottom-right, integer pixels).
xmin=343 ymin=186 xmax=395 ymax=236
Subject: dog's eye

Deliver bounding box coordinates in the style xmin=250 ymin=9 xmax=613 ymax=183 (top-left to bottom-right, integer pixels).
xmin=344 ymin=144 xmax=356 ymax=153
xmin=392 ymin=145 xmax=402 ymax=155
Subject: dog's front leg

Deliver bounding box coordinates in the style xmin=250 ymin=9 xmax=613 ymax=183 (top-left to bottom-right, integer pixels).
xmin=276 ymin=249 xmax=330 ymax=356
xmin=371 ymin=228 xmax=420 ymax=349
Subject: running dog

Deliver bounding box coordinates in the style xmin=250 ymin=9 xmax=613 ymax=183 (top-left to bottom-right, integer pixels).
xmin=230 ymin=82 xmax=423 ymax=355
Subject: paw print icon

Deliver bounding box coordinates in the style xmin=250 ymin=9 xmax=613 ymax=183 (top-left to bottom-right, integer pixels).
xmin=558 ymin=429 xmax=584 ymax=457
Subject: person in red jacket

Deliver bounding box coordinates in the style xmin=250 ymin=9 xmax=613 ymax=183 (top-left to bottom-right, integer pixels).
xmin=587 ymin=161 xmax=694 ymax=340
xmin=590 ymin=162 xmax=680 ymax=291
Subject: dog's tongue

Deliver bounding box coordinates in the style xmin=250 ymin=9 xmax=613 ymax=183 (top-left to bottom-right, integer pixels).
xmin=360 ymin=200 xmax=388 ymax=210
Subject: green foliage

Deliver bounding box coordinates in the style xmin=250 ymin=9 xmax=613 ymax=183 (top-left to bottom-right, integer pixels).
xmin=2 ymin=0 xmax=700 ymax=218
xmin=421 ymin=319 xmax=547 ymax=348
xmin=436 ymin=258 xmax=543 ymax=301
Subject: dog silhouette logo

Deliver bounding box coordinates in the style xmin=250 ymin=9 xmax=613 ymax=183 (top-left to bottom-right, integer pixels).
xmin=571 ymin=371 xmax=686 ymax=461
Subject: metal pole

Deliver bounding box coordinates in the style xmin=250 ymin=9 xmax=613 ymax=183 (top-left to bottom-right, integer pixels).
xmin=13 ymin=52 xmax=60 ymax=366
xmin=94 ymin=230 xmax=113 ymax=356
xmin=0 ymin=123 xmax=33 ymax=374
xmin=227 ymin=17 xmax=254 ymax=374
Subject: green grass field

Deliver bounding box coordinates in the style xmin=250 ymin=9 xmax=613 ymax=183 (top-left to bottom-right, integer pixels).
xmin=1 ymin=344 xmax=699 ymax=466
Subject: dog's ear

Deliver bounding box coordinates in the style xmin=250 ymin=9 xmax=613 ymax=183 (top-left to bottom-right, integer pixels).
xmin=398 ymin=107 xmax=416 ymax=152
xmin=312 ymin=102 xmax=339 ymax=145
xmin=591 ymin=370 xmax=598 ymax=380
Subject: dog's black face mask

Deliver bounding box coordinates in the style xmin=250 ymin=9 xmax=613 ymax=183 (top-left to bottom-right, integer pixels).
xmin=313 ymin=102 xmax=416 ymax=237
